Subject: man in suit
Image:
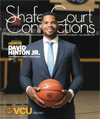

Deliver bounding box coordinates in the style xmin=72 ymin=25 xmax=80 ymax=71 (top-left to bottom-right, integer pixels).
xmin=20 ymin=12 xmax=83 ymax=119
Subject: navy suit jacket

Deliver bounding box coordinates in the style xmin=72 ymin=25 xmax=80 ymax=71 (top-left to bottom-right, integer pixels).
xmin=20 ymin=38 xmax=83 ymax=119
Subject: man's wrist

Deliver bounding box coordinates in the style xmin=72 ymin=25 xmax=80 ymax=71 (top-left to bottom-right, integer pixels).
xmin=26 ymin=86 xmax=32 ymax=94
xmin=68 ymin=89 xmax=74 ymax=103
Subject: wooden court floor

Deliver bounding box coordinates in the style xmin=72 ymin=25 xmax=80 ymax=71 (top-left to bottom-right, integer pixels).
xmin=0 ymin=91 xmax=99 ymax=119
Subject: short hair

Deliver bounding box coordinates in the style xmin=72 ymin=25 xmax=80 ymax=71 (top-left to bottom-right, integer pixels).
xmin=41 ymin=12 xmax=58 ymax=21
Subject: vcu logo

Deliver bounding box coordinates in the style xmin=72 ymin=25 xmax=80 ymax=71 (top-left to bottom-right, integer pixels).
xmin=6 ymin=107 xmax=32 ymax=115
xmin=47 ymin=93 xmax=54 ymax=99
xmin=50 ymin=0 xmax=100 ymax=11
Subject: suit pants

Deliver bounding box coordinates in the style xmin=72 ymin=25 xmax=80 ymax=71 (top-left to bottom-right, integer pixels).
xmin=46 ymin=108 xmax=55 ymax=119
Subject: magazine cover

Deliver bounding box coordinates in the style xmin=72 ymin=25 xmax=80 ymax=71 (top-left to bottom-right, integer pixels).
xmin=0 ymin=0 xmax=99 ymax=119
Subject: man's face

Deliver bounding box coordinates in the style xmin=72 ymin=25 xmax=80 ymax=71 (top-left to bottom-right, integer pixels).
xmin=41 ymin=15 xmax=58 ymax=38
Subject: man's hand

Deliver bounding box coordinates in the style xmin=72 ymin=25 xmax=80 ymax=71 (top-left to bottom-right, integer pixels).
xmin=52 ymin=89 xmax=72 ymax=108
xmin=28 ymin=87 xmax=46 ymax=108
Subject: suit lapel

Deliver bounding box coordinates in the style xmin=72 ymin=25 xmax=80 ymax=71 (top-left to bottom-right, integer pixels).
xmin=37 ymin=39 xmax=50 ymax=77
xmin=52 ymin=39 xmax=66 ymax=77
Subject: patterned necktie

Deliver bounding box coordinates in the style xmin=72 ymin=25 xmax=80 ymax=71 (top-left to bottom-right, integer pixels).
xmin=47 ymin=41 xmax=54 ymax=77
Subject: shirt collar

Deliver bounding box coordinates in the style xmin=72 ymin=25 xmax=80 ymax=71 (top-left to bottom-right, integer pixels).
xmin=43 ymin=35 xmax=58 ymax=44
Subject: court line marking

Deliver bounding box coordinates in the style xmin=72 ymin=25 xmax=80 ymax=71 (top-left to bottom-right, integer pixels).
xmin=76 ymin=111 xmax=100 ymax=115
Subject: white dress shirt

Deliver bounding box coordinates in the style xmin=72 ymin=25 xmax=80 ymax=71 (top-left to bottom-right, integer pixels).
xmin=43 ymin=35 xmax=58 ymax=65
xmin=26 ymin=35 xmax=74 ymax=102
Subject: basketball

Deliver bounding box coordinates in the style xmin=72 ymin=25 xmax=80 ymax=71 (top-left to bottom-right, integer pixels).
xmin=37 ymin=79 xmax=64 ymax=107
